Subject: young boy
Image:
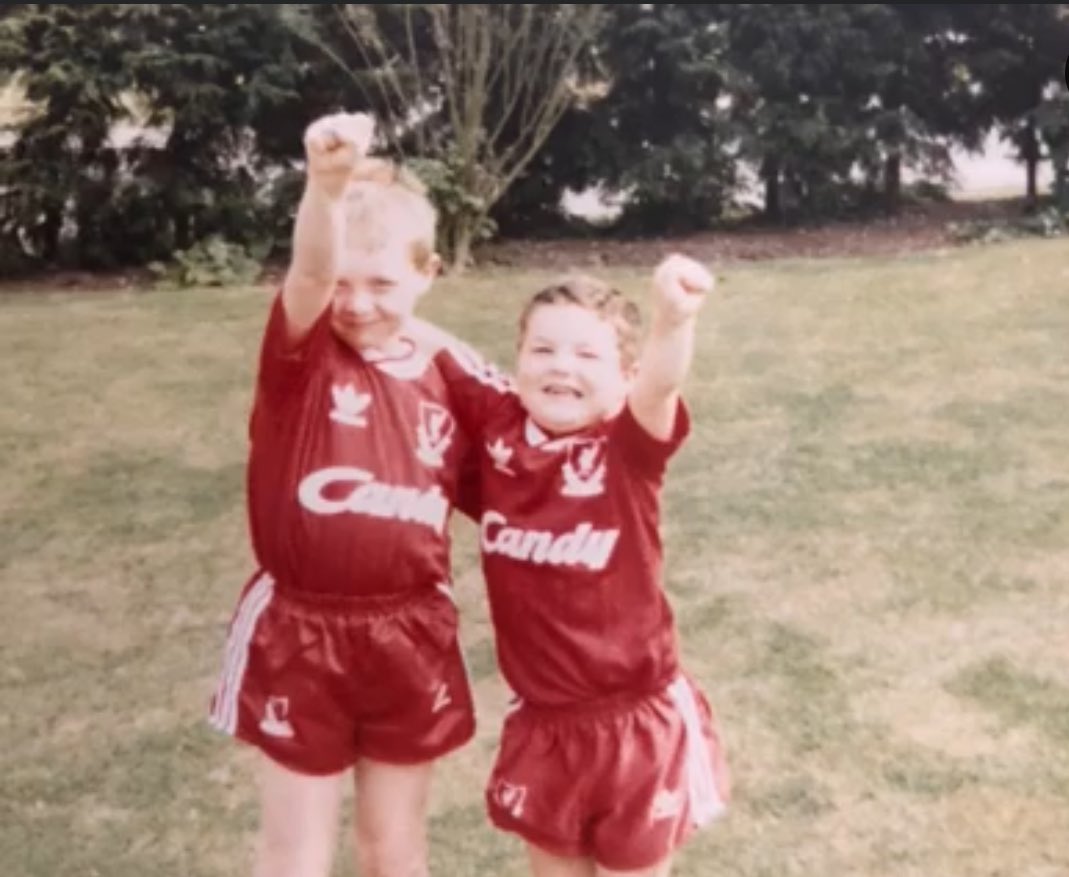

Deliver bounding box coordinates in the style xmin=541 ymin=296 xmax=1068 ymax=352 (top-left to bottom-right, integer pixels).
xmin=435 ymin=258 xmax=730 ymax=876
xmin=208 ymin=113 xmax=478 ymax=877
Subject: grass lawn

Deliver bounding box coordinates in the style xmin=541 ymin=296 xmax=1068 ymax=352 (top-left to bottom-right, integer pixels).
xmin=2 ymin=238 xmax=1068 ymax=876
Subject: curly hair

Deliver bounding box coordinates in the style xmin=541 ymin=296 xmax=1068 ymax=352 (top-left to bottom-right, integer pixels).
xmin=519 ymin=275 xmax=643 ymax=367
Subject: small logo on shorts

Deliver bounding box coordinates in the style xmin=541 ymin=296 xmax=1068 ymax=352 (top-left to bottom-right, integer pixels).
xmin=650 ymin=788 xmax=683 ymax=822
xmin=432 ymin=682 xmax=452 ymax=714
xmin=493 ymin=779 xmax=527 ymax=819
xmin=259 ymin=696 xmax=295 ymax=739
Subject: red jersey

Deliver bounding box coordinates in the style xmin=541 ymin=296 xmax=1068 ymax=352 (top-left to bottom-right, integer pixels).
xmin=435 ymin=344 xmax=688 ymax=707
xmin=246 ymin=297 xmax=473 ymax=596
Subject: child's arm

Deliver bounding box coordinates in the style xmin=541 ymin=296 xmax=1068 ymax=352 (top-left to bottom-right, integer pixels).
xmin=406 ymin=316 xmax=469 ymax=359
xmin=281 ymin=112 xmax=375 ymax=340
xmin=627 ymin=254 xmax=714 ymax=441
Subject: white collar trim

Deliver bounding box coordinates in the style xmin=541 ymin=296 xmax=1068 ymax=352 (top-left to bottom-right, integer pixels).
xmin=524 ymin=417 xmax=575 ymax=451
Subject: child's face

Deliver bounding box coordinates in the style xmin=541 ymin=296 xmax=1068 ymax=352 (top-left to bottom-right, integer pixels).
xmin=330 ymin=239 xmax=437 ymax=352
xmin=516 ymin=303 xmax=632 ymax=435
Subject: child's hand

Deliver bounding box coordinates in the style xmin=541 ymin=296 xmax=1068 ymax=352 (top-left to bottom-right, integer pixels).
xmin=652 ymin=254 xmax=714 ymax=323
xmin=303 ymin=112 xmax=376 ymax=199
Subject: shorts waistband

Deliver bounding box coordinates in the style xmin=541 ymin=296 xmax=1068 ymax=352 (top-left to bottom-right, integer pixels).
xmin=509 ymin=674 xmax=680 ymax=723
xmin=270 ymin=577 xmax=455 ymax=619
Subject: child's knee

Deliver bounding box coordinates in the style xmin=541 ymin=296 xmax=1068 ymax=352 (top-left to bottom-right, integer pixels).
xmin=353 ymin=824 xmax=428 ymax=877
xmin=255 ymin=825 xmax=334 ymax=877
xmin=254 ymin=760 xmax=341 ymax=877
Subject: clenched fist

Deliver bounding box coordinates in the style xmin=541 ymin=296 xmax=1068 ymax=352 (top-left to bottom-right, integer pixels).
xmin=652 ymin=254 xmax=714 ymax=323
xmin=303 ymin=112 xmax=376 ymax=199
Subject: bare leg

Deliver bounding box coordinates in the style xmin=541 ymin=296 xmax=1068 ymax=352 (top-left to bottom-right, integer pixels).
xmin=253 ymin=754 xmax=344 ymax=877
xmin=595 ymin=857 xmax=673 ymax=877
xmin=527 ymin=843 xmax=597 ymax=877
xmin=352 ymin=758 xmax=435 ymax=877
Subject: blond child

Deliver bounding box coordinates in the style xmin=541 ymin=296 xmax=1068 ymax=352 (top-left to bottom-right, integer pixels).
xmin=208 ymin=113 xmax=477 ymax=877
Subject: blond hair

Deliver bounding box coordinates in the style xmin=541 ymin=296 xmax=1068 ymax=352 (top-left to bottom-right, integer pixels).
xmin=519 ymin=275 xmax=643 ymax=367
xmin=343 ymin=161 xmax=438 ymax=271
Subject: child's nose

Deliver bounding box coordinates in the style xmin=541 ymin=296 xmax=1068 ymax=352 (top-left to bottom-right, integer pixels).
xmin=340 ymin=287 xmax=374 ymax=315
xmin=548 ymin=351 xmax=574 ymax=373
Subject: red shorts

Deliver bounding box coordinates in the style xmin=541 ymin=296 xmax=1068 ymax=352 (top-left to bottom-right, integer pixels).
xmin=208 ymin=571 xmax=475 ymax=775
xmin=486 ymin=676 xmax=729 ymax=871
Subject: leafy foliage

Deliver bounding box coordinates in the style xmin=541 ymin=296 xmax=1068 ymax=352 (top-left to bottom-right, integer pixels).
xmin=149 ymin=235 xmax=265 ymax=289
xmin=947 ymin=207 xmax=1068 ymax=243
xmin=1 ymin=3 xmax=1068 ymax=274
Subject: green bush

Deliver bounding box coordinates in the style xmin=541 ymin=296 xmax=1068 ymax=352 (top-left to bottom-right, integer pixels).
xmin=406 ymin=154 xmax=497 ymax=264
xmin=149 ymin=236 xmax=265 ymax=289
xmin=947 ymin=208 xmax=1068 ymax=245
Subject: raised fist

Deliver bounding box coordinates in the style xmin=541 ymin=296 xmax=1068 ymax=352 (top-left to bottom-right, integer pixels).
xmin=652 ymin=254 xmax=714 ymax=322
xmin=302 ymin=112 xmax=376 ymax=198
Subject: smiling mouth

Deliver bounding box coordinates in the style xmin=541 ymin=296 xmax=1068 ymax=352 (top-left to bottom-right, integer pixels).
xmin=543 ymin=386 xmax=581 ymax=399
xmin=335 ymin=316 xmax=380 ymax=329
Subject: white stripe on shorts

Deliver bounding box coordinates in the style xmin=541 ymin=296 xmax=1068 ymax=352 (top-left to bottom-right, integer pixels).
xmin=208 ymin=572 xmax=275 ymax=735
xmin=667 ymin=676 xmax=726 ymax=827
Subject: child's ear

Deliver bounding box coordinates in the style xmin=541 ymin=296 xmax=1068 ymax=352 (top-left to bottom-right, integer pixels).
xmin=423 ymin=252 xmax=442 ymax=280
xmin=412 ymin=253 xmax=441 ymax=299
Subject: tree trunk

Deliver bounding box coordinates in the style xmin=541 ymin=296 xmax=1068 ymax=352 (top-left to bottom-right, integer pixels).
xmin=1053 ymin=147 xmax=1068 ymax=211
xmin=175 ymin=210 xmax=192 ymax=252
xmin=884 ymin=153 xmax=902 ymax=212
xmin=762 ymin=156 xmax=781 ymax=221
xmin=41 ymin=206 xmax=62 ymax=265
xmin=447 ymin=218 xmax=475 ymax=275
xmin=1023 ymin=114 xmax=1040 ymax=211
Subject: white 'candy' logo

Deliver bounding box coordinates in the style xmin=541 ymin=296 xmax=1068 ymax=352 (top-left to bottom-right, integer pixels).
xmin=480 ymin=510 xmax=619 ymax=571
xmin=298 ymin=466 xmax=448 ymax=534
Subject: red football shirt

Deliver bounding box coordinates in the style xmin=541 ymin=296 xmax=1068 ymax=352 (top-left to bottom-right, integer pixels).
xmin=246 ymin=297 xmax=473 ymax=596
xmin=436 ymin=343 xmax=689 ymax=706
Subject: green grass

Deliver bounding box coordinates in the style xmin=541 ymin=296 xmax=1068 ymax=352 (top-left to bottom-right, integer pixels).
xmin=2 ymin=238 xmax=1069 ymax=876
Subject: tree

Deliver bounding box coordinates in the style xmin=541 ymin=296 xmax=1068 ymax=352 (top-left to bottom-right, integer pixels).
xmin=1037 ymin=93 xmax=1069 ymax=210
xmin=718 ymin=4 xmax=990 ymax=221
xmin=0 ymin=5 xmax=315 ymax=270
xmin=578 ymin=5 xmax=736 ymax=233
xmin=848 ymin=5 xmax=985 ymax=211
xmin=122 ymin=5 xmax=307 ymax=253
xmin=960 ymin=4 xmax=1069 ymax=207
xmin=289 ymin=4 xmax=604 ymax=270
xmin=0 ymin=5 xmax=137 ymax=266
xmin=722 ymin=5 xmax=875 ymax=221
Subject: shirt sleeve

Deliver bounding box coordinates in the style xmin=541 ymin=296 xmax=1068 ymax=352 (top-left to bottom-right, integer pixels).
xmin=256 ymin=292 xmax=333 ymax=406
xmin=432 ymin=341 xmax=515 ymax=442
xmin=612 ymin=397 xmax=691 ymax=481
xmin=452 ymin=441 xmax=483 ymax=523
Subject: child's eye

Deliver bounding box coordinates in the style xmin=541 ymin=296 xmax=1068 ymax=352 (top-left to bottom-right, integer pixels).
xmin=577 ymin=350 xmax=600 ymax=360
xmin=532 ymin=345 xmax=553 ymax=355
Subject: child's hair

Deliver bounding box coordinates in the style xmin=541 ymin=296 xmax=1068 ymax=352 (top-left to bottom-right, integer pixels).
xmin=343 ymin=161 xmax=438 ymax=271
xmin=519 ymin=275 xmax=643 ymax=367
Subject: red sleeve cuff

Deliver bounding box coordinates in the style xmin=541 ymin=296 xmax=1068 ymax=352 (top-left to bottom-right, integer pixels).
xmin=615 ymin=397 xmax=691 ymax=476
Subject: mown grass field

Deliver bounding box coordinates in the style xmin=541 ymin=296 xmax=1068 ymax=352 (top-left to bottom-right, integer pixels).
xmin=2 ymin=238 xmax=1068 ymax=876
